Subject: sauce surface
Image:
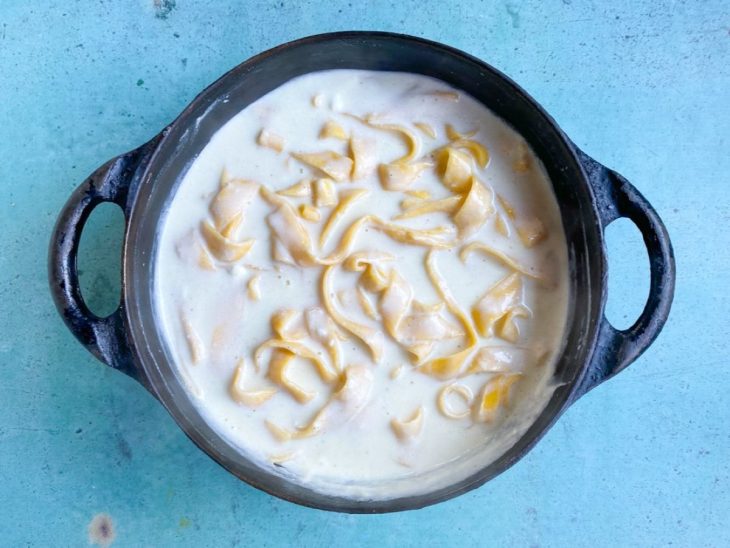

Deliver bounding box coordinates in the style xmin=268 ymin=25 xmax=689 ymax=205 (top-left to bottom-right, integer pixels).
xmin=155 ymin=70 xmax=569 ymax=499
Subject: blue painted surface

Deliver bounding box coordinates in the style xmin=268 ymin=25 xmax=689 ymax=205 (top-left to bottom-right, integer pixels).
xmin=1 ymin=1 xmax=728 ymax=546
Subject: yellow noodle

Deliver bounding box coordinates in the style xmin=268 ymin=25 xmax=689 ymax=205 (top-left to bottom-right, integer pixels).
xmin=210 ymin=179 xmax=259 ymax=232
xmin=466 ymin=345 xmax=531 ymax=376
xmin=414 ymin=122 xmax=436 ymax=139
xmin=255 ymin=338 xmax=337 ymax=383
xmin=516 ymin=217 xmax=547 ymax=248
xmin=378 ymin=161 xmax=431 ymax=191
xmin=400 ymin=197 xmax=425 ymax=210
xmin=435 ymin=147 xmax=473 ymax=192
xmin=497 ymin=194 xmax=517 ymax=219
xmin=219 ymin=167 xmax=230 ymax=188
xmin=278 ymin=365 xmax=373 ymax=440
xmin=437 ymin=383 xmax=474 ymax=419
xmin=229 ymin=359 xmax=277 ymax=407
xmin=493 ymin=305 xmax=531 ymax=343
xmin=219 ymin=212 xmax=243 ymax=239
xmin=445 ymin=124 xmax=477 ymax=141
xmin=267 ymin=348 xmax=316 ymax=404
xmin=321 ymin=265 xmax=384 ymax=362
xmin=452 ymin=177 xmax=494 ymax=238
xmin=343 ymin=251 xmax=396 ymax=272
xmin=304 ymin=307 xmax=346 ymax=372
xmin=319 ymin=120 xmax=348 ymax=140
xmin=459 ymin=242 xmax=544 ymax=280
xmin=418 ymin=250 xmax=478 ymax=379
xmin=317 ymin=215 xmax=455 ymax=266
xmin=494 ymin=213 xmax=510 ymax=237
xmin=405 ymin=189 xmax=431 ymax=200
xmin=265 ymin=200 xmax=318 ymax=267
xmin=292 ymin=151 xmax=353 ymax=182
xmin=316 ymin=216 xmax=371 ymax=265
xmin=247 ymin=274 xmax=261 ymax=300
xmin=512 ymin=141 xmax=531 ymax=173
xmin=390 ymin=364 xmax=406 ymax=380
xmin=471 ymin=272 xmax=523 ymax=336
xmin=369 ymin=216 xmax=456 ymax=248
xmin=200 ymin=222 xmax=254 ymax=263
xmin=269 ymin=451 xmax=299 ymax=464
xmin=257 ymin=129 xmax=285 ymax=152
xmin=270 ymin=309 xmax=305 ymax=341
xmin=181 ymin=314 xmax=205 ymax=365
xmin=277 ymin=179 xmax=312 ymax=197
xmin=452 ymin=138 xmax=489 ymax=168
xmin=259 ymin=185 xmax=287 ymax=206
xmin=357 ymin=285 xmax=379 ymax=320
xmin=319 ymin=188 xmax=369 ymax=247
xmin=473 ymin=374 xmax=521 ymax=422
xmin=349 ymin=135 xmax=378 ymax=180
xmin=197 ymin=244 xmax=216 ymax=271
xmin=390 ymin=407 xmax=424 ymax=442
xmin=298 ymin=203 xmax=321 ymax=222
xmin=366 ymin=122 xmax=420 ymax=163
xmin=394 ymin=195 xmax=463 ymax=220
xmin=265 ymin=419 xmax=292 ymax=442
xmin=379 ymin=269 xmax=412 ymax=341
xmin=426 ymin=90 xmax=460 ymax=101
xmin=313 ymin=178 xmax=337 ymax=207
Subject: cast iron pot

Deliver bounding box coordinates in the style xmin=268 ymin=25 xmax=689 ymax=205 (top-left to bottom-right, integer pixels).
xmin=49 ymin=32 xmax=675 ymax=513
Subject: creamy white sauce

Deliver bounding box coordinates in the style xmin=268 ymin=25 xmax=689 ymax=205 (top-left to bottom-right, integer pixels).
xmin=155 ymin=70 xmax=569 ymax=500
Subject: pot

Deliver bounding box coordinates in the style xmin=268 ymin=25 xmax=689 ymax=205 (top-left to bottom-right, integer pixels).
xmin=49 ymin=32 xmax=675 ymax=513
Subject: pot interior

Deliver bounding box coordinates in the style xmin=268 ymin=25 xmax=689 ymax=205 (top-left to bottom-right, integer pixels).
xmin=124 ymin=32 xmax=604 ymax=512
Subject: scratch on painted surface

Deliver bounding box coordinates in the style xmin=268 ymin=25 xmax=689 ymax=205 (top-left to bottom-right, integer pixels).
xmin=1 ymin=426 xmax=61 ymax=435
xmin=116 ymin=433 xmax=133 ymax=463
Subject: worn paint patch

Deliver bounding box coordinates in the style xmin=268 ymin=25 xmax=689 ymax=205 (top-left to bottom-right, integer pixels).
xmin=153 ymin=0 xmax=176 ymax=19
xmin=88 ymin=513 xmax=115 ymax=547
xmin=179 ymin=517 xmax=191 ymax=528
xmin=116 ymin=434 xmax=132 ymax=462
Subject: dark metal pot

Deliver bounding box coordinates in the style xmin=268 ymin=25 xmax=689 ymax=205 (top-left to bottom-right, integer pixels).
xmin=49 ymin=32 xmax=675 ymax=513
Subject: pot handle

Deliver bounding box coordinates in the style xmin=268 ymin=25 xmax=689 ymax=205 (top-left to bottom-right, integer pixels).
xmin=48 ymin=135 xmax=162 ymax=380
xmin=576 ymin=149 xmax=675 ymax=395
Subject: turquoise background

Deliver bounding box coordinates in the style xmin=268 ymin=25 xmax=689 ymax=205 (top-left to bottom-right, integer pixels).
xmin=1 ymin=1 xmax=728 ymax=546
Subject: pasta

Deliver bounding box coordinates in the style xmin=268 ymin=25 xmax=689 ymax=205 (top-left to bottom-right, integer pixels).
xmin=257 ymin=129 xmax=286 ymax=152
xmin=390 ymin=407 xmax=425 ymax=442
xmin=229 ymin=359 xmax=277 ymax=407
xmin=157 ymin=71 xmax=568 ymax=490
xmin=437 ymin=383 xmax=474 ymax=419
xmin=292 ymin=151 xmax=353 ymax=182
xmin=320 ymin=120 xmax=348 ymax=140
